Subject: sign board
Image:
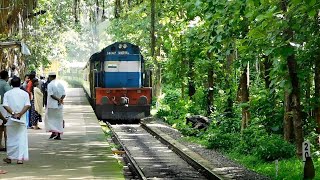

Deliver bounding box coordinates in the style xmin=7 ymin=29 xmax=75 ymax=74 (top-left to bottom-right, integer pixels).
xmin=302 ymin=141 xmax=311 ymax=162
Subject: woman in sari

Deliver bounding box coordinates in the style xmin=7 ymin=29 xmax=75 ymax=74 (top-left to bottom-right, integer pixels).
xmin=30 ymin=78 xmax=43 ymax=129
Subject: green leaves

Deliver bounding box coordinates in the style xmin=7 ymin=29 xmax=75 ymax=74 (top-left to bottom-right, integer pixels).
xmin=102 ymin=0 xmax=320 ymax=162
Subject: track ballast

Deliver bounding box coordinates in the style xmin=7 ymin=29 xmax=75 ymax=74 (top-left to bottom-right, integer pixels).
xmin=110 ymin=124 xmax=208 ymax=180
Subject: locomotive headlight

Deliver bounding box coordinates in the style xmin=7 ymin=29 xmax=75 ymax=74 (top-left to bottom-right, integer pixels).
xmin=119 ymin=44 xmax=127 ymax=49
xmin=120 ymin=97 xmax=129 ymax=106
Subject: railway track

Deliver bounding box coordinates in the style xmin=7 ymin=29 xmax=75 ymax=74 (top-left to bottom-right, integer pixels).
xmin=108 ymin=122 xmax=222 ymax=180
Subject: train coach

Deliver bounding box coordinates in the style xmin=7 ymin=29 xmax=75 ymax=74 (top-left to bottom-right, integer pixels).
xmin=83 ymin=42 xmax=152 ymax=120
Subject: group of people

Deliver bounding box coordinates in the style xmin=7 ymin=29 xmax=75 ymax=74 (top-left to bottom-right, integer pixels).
xmin=0 ymin=70 xmax=66 ymax=174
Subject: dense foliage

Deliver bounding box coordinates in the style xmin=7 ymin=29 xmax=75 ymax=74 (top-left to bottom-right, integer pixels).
xmin=0 ymin=0 xmax=111 ymax=75
xmin=105 ymin=0 xmax=320 ymax=178
xmin=2 ymin=0 xmax=320 ymax=178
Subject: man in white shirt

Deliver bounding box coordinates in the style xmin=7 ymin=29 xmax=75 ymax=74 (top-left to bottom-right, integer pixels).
xmin=3 ymin=77 xmax=31 ymax=164
xmin=45 ymin=72 xmax=66 ymax=140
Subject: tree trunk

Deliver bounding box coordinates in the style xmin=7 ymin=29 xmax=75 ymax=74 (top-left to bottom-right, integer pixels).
xmin=306 ymin=74 xmax=312 ymax=116
xmin=188 ymin=57 xmax=195 ymax=98
xmin=315 ymin=53 xmax=320 ymax=133
xmin=180 ymin=35 xmax=185 ymax=99
xmin=0 ymin=1 xmax=37 ymax=34
xmin=102 ymin=0 xmax=106 ymax=20
xmin=240 ymin=66 xmax=250 ymax=132
xmin=284 ymin=90 xmax=294 ymax=142
xmin=207 ymin=68 xmax=214 ymax=116
xmin=314 ymin=11 xmax=320 ymax=137
xmin=263 ymin=55 xmax=272 ymax=89
xmin=96 ymin=0 xmax=100 ymax=20
xmin=287 ymin=54 xmax=303 ymax=155
xmin=73 ymin=0 xmax=79 ymax=23
xmin=0 ymin=50 xmax=3 ymax=70
xmin=150 ymin=0 xmax=155 ymax=59
xmin=181 ymin=81 xmax=185 ymax=99
xmin=115 ymin=0 xmax=121 ymax=18
xmin=150 ymin=0 xmax=161 ymax=97
xmin=0 ymin=1 xmax=14 ymax=34
xmin=225 ymin=53 xmax=234 ymax=117
xmin=154 ymin=62 xmax=161 ymax=97
xmin=281 ymin=0 xmax=303 ymax=156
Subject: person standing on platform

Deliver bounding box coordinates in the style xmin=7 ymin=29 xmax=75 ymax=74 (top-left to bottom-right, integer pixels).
xmin=3 ymin=77 xmax=31 ymax=164
xmin=9 ymin=65 xmax=18 ymax=78
xmin=30 ymin=78 xmax=43 ymax=130
xmin=39 ymin=76 xmax=45 ymax=89
xmin=45 ymin=72 xmax=66 ymax=140
xmin=21 ymin=74 xmax=30 ymax=90
xmin=26 ymin=71 xmax=36 ymax=128
xmin=41 ymin=77 xmax=49 ymax=107
xmin=0 ymin=70 xmax=12 ymax=151
xmin=0 ymin=110 xmax=9 ymax=174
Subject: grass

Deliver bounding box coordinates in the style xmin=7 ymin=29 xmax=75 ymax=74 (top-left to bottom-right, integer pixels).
xmin=227 ymin=151 xmax=320 ymax=179
xmin=182 ymin=135 xmax=319 ymax=179
xmin=100 ymin=121 xmax=111 ymax=136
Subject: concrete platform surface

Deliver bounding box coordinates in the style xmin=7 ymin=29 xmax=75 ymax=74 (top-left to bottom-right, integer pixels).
xmin=0 ymin=88 xmax=124 ymax=180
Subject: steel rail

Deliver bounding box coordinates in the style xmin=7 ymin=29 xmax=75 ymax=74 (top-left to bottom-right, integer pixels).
xmin=106 ymin=122 xmax=147 ymax=180
xmin=140 ymin=122 xmax=224 ymax=180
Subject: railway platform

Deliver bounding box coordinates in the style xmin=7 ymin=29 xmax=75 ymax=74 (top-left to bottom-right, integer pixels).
xmin=0 ymin=88 xmax=124 ymax=180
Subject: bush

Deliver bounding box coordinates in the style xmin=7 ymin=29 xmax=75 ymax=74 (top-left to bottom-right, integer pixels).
xmin=156 ymin=108 xmax=170 ymax=118
xmin=232 ymin=126 xmax=296 ymax=161
xmin=255 ymin=134 xmax=295 ymax=161
xmin=216 ymin=117 xmax=241 ymax=133
xmin=238 ymin=125 xmax=268 ymax=154
xmin=179 ymin=124 xmax=200 ymax=136
xmin=205 ymin=131 xmax=240 ymax=151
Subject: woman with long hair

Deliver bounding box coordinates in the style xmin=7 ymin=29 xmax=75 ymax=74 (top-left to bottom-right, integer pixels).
xmin=30 ymin=78 xmax=43 ymax=129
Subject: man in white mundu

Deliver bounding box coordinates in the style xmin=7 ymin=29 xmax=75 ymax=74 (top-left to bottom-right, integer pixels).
xmin=3 ymin=77 xmax=31 ymax=164
xmin=45 ymin=72 xmax=66 ymax=140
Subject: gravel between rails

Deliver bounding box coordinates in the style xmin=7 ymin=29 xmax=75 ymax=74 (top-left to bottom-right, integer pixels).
xmin=142 ymin=117 xmax=271 ymax=180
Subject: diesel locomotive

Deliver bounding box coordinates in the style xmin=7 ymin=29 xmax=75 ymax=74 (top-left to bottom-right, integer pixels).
xmin=83 ymin=42 xmax=152 ymax=120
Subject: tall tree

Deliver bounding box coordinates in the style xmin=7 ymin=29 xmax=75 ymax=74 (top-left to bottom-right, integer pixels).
xmin=188 ymin=56 xmax=196 ymax=98
xmin=284 ymin=90 xmax=294 ymax=142
xmin=73 ymin=0 xmax=80 ymax=23
xmin=240 ymin=65 xmax=250 ymax=132
xmin=115 ymin=0 xmax=121 ymax=18
xmin=314 ymin=10 xmax=320 ymax=139
xmin=281 ymin=0 xmax=303 ymax=155
xmin=206 ymin=65 xmax=214 ymax=116
xmin=150 ymin=0 xmax=161 ymax=97
xmin=225 ymin=53 xmax=234 ymax=117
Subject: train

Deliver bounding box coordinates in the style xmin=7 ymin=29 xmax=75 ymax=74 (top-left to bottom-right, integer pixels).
xmin=83 ymin=42 xmax=152 ymax=120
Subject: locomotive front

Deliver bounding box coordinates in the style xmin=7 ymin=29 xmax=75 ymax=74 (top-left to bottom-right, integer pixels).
xmin=87 ymin=42 xmax=152 ymax=120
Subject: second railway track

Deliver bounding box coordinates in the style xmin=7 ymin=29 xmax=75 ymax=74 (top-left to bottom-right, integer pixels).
xmin=108 ymin=122 xmax=221 ymax=180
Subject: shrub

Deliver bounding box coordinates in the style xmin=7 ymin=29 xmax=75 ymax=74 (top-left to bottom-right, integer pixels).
xmin=216 ymin=117 xmax=241 ymax=133
xmin=179 ymin=125 xmax=200 ymax=136
xmin=156 ymin=108 xmax=170 ymax=118
xmin=234 ymin=126 xmax=296 ymax=161
xmin=239 ymin=125 xmax=268 ymax=154
xmin=255 ymin=134 xmax=295 ymax=161
xmin=205 ymin=131 xmax=240 ymax=151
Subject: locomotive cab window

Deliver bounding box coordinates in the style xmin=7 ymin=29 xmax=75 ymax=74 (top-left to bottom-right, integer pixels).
xmin=94 ymin=61 xmax=102 ymax=71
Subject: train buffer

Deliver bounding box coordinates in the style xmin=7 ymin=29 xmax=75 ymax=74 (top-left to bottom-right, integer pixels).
xmin=0 ymin=88 xmax=124 ymax=180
